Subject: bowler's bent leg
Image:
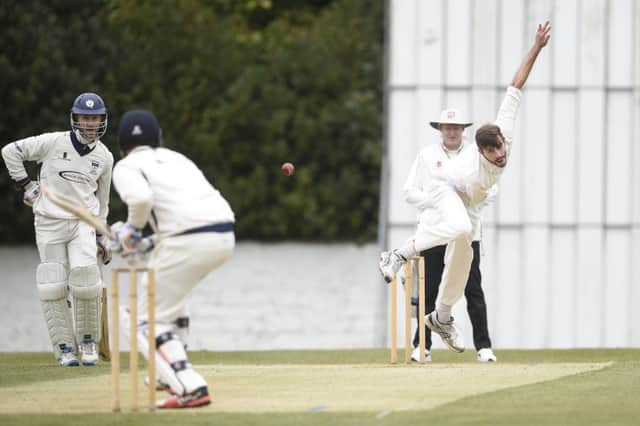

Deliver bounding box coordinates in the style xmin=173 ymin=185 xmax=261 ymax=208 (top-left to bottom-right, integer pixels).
xmin=380 ymin=184 xmax=471 ymax=283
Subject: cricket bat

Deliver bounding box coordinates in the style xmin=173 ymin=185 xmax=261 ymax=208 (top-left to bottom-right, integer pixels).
xmin=99 ymin=286 xmax=111 ymax=361
xmin=42 ymin=187 xmax=113 ymax=238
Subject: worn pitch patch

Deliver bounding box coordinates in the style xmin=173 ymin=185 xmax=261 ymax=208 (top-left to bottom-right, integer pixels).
xmin=0 ymin=362 xmax=609 ymax=413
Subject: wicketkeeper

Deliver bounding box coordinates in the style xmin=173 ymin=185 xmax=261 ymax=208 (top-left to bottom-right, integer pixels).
xmin=1 ymin=92 xmax=114 ymax=366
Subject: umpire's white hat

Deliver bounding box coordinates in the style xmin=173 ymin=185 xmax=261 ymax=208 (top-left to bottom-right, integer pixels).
xmin=429 ymin=109 xmax=473 ymax=130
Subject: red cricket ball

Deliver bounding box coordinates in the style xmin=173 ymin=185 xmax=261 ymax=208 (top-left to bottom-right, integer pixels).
xmin=281 ymin=162 xmax=295 ymax=176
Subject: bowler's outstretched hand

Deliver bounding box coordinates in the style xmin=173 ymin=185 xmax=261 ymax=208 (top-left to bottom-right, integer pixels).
xmin=535 ymin=21 xmax=551 ymax=49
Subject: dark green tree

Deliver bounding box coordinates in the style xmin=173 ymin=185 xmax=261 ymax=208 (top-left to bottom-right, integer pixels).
xmin=0 ymin=0 xmax=383 ymax=243
xmin=0 ymin=0 xmax=110 ymax=242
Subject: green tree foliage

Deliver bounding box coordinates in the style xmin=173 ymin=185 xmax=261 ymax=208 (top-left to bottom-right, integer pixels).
xmin=0 ymin=0 xmax=382 ymax=243
xmin=0 ymin=0 xmax=111 ymax=243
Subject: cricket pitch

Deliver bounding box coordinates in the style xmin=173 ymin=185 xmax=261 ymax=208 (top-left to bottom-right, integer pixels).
xmin=0 ymin=362 xmax=608 ymax=414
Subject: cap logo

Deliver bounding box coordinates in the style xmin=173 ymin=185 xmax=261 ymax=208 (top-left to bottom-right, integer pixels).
xmin=85 ymin=99 xmax=95 ymax=108
xmin=447 ymin=111 xmax=455 ymax=119
xmin=132 ymin=125 xmax=143 ymax=136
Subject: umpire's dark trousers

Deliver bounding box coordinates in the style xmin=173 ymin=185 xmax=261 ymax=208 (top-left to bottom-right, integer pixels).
xmin=412 ymin=240 xmax=492 ymax=351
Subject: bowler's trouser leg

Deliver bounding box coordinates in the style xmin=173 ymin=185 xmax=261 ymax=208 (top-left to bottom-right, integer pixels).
xmin=435 ymin=236 xmax=474 ymax=319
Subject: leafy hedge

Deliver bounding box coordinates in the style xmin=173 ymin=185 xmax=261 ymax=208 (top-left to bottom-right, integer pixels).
xmin=0 ymin=0 xmax=383 ymax=243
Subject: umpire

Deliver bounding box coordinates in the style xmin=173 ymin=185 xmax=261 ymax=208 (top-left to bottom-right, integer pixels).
xmin=402 ymin=109 xmax=496 ymax=362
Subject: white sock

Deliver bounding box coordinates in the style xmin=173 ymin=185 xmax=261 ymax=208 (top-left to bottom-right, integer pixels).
xmin=436 ymin=304 xmax=452 ymax=323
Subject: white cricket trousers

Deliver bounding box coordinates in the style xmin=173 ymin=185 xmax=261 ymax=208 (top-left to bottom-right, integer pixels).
xmin=35 ymin=214 xmax=97 ymax=267
xmin=413 ymin=182 xmax=477 ymax=307
xmin=136 ymin=231 xmax=235 ymax=324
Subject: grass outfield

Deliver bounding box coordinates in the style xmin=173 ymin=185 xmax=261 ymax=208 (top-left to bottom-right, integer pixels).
xmin=0 ymin=349 xmax=638 ymax=425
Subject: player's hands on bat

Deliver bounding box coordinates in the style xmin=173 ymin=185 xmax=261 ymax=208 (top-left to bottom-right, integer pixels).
xmin=109 ymin=221 xmax=142 ymax=255
xmin=108 ymin=221 xmax=154 ymax=260
xmin=96 ymin=234 xmax=112 ymax=265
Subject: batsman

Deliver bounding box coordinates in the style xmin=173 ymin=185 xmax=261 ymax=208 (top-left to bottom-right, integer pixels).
xmin=109 ymin=109 xmax=235 ymax=409
xmin=1 ymin=93 xmax=114 ymax=366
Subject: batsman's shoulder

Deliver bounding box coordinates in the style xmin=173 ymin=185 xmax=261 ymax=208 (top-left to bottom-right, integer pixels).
xmin=94 ymin=142 xmax=114 ymax=165
xmin=34 ymin=131 xmax=69 ymax=147
xmin=49 ymin=130 xmax=71 ymax=140
xmin=113 ymin=153 xmax=143 ymax=176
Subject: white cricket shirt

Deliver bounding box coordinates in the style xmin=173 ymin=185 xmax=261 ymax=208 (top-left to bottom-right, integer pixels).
xmin=1 ymin=131 xmax=113 ymax=221
xmin=403 ymin=140 xmax=492 ymax=241
xmin=449 ymin=86 xmax=522 ymax=206
xmin=112 ymin=146 xmax=235 ymax=237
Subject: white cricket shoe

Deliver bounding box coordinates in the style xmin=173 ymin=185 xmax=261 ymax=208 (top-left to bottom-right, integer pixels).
xmin=477 ymin=348 xmax=497 ymax=362
xmin=58 ymin=346 xmax=79 ymax=367
xmin=79 ymin=339 xmax=99 ymax=366
xmin=425 ymin=312 xmax=465 ymax=353
xmin=410 ymin=346 xmax=432 ymax=362
xmin=379 ymin=250 xmax=405 ymax=283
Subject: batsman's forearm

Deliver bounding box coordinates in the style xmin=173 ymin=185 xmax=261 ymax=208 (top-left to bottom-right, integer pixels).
xmin=127 ymin=200 xmax=153 ymax=229
xmin=511 ymin=45 xmax=543 ymax=89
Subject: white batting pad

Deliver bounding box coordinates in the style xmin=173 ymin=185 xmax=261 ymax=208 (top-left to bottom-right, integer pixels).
xmin=174 ymin=316 xmax=190 ymax=349
xmin=69 ymin=265 xmax=102 ymax=343
xmin=37 ymin=262 xmax=75 ymax=359
xmin=127 ymin=318 xmax=206 ymax=396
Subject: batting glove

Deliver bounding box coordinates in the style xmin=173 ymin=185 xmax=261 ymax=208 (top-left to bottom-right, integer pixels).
xmin=96 ymin=234 xmax=112 ymax=265
xmin=109 ymin=221 xmax=143 ymax=255
xmin=22 ymin=181 xmax=41 ymax=207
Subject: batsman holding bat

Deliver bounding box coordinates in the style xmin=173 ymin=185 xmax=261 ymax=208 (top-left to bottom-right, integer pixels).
xmin=110 ymin=109 xmax=235 ymax=409
xmin=380 ymin=22 xmax=552 ymax=352
xmin=1 ymin=92 xmax=114 ymax=367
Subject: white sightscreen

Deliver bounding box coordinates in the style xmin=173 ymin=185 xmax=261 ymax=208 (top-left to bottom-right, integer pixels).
xmin=382 ymin=0 xmax=640 ymax=349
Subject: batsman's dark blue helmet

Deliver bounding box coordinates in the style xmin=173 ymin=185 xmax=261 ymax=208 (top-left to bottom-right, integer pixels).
xmin=117 ymin=110 xmax=161 ymax=152
xmin=70 ymin=92 xmax=108 ymax=142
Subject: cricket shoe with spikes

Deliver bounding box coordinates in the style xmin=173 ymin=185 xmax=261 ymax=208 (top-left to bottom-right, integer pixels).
xmin=379 ymin=250 xmax=406 ymax=283
xmin=58 ymin=345 xmax=79 ymax=367
xmin=425 ymin=312 xmax=465 ymax=353
xmin=79 ymin=337 xmax=98 ymax=366
xmin=157 ymin=386 xmax=211 ymax=409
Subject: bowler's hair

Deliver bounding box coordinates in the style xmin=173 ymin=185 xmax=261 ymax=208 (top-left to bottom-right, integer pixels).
xmin=475 ymin=124 xmax=504 ymax=150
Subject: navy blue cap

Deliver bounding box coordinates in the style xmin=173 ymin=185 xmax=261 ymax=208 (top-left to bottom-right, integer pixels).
xmin=117 ymin=110 xmax=161 ymax=151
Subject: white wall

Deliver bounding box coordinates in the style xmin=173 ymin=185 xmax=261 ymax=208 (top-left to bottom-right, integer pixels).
xmin=383 ymin=0 xmax=640 ymax=348
xmin=0 ymin=243 xmax=384 ymax=352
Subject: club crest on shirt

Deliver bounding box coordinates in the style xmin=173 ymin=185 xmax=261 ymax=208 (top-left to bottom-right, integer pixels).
xmin=436 ymin=161 xmax=442 ymax=168
xmin=89 ymin=160 xmax=100 ymax=175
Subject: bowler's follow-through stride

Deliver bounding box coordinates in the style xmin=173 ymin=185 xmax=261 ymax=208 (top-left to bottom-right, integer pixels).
xmin=380 ymin=21 xmax=552 ymax=354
